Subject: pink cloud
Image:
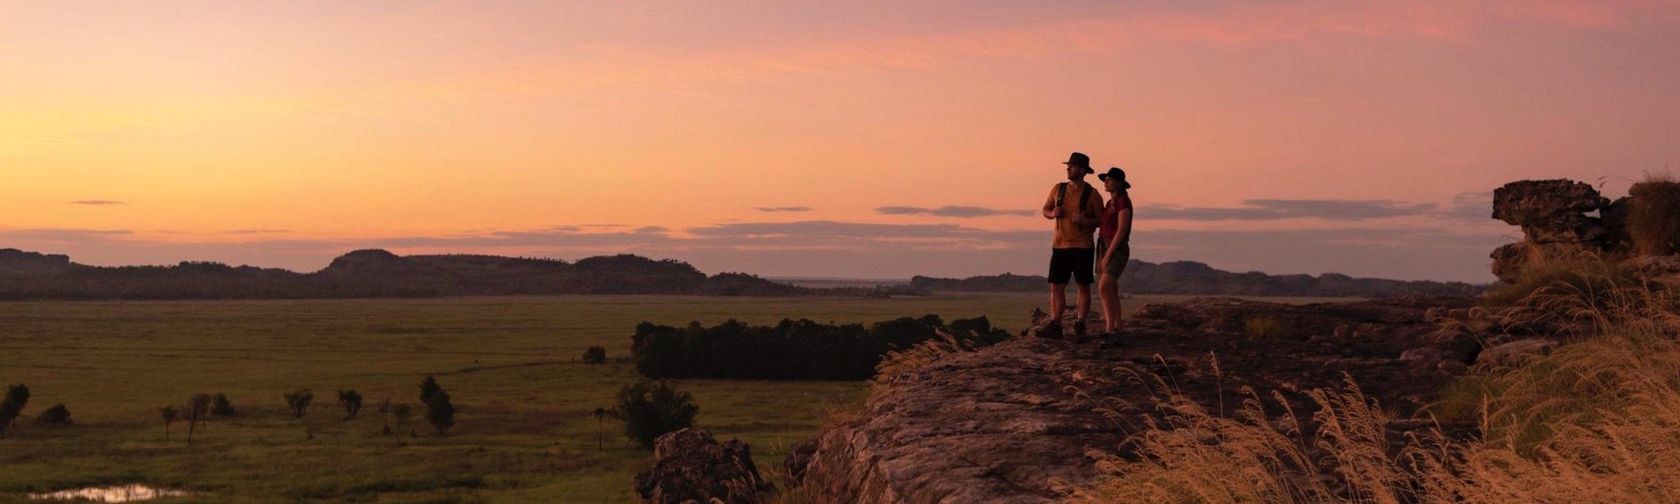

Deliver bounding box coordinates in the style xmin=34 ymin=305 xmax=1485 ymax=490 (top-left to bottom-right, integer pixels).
xmin=506 ymin=1 xmax=1673 ymax=93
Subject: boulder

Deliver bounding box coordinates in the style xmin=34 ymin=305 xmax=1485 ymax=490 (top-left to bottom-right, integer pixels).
xmin=1492 ymin=179 xmax=1608 ymax=227
xmin=634 ymin=428 xmax=770 ymax=504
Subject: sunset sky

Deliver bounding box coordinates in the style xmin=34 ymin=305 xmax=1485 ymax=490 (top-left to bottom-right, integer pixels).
xmin=4 ymin=1 xmax=1679 ymax=282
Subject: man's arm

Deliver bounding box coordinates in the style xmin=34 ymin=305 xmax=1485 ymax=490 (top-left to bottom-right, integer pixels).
xmin=1041 ymin=185 xmax=1062 ymax=220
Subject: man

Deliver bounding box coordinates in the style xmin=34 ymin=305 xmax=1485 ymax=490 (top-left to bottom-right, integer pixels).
xmin=1040 ymin=151 xmax=1104 ymax=336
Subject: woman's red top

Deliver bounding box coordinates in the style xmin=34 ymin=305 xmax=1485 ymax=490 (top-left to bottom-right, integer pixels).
xmin=1099 ymin=195 xmax=1127 ymax=241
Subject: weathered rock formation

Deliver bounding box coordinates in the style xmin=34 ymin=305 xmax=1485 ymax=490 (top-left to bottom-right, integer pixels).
xmin=1488 ymin=179 xmax=1619 ymax=283
xmin=634 ymin=428 xmax=771 ymax=504
xmin=786 ymin=297 xmax=1478 ymax=503
xmin=1487 ymin=178 xmax=1680 ymax=285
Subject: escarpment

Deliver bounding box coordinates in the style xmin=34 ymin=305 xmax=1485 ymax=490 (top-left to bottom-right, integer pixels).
xmin=784 ymin=297 xmax=1479 ymax=503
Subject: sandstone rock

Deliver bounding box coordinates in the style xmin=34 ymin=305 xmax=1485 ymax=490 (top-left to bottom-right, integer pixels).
xmin=787 ymin=298 xmax=1472 ymax=503
xmin=634 ymin=428 xmax=770 ymax=504
xmin=1492 ymin=179 xmax=1608 ymax=227
xmin=1475 ymin=339 xmax=1558 ymax=368
xmin=1631 ymin=255 xmax=1680 ymax=288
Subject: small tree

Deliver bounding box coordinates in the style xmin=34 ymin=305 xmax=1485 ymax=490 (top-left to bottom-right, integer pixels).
xmin=592 ymin=407 xmax=610 ymax=451
xmin=419 ymin=375 xmax=455 ymax=436
xmin=185 ymin=393 xmax=211 ymax=442
xmin=283 ymin=389 xmax=314 ymax=418
xmin=419 ymin=376 xmax=442 ymax=404
xmin=337 ymin=390 xmax=364 ymax=419
xmin=612 ymin=381 xmax=698 ymax=450
xmin=35 ymin=404 xmax=71 ymax=426
xmin=159 ymin=405 xmax=180 ymax=441
xmin=388 ymin=403 xmax=413 ymax=436
xmin=425 ymin=391 xmax=455 ymax=436
xmin=583 ymin=346 xmax=608 ymax=364
xmin=210 ymin=393 xmax=236 ymax=418
xmin=0 ymin=384 xmax=29 ymax=437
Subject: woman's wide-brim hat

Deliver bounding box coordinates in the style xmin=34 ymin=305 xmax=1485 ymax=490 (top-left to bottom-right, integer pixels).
xmin=1098 ymin=167 xmax=1132 ymax=189
xmin=1062 ymin=152 xmax=1094 ymax=173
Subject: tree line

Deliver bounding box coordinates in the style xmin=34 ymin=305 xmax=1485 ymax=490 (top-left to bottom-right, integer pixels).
xmin=631 ymin=315 xmax=1011 ymax=380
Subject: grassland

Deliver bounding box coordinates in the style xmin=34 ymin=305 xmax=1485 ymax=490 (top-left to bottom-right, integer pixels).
xmin=0 ymin=293 xmax=1342 ymax=502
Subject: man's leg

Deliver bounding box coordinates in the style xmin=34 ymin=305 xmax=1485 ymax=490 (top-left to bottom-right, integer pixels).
xmin=1075 ymin=282 xmax=1092 ymax=325
xmin=1073 ymin=247 xmax=1095 ymax=333
xmin=1049 ymin=283 xmax=1067 ymax=322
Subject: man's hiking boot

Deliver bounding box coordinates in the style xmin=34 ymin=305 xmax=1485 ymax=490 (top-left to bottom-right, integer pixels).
xmin=1073 ymin=320 xmax=1087 ymax=339
xmin=1037 ymin=320 xmax=1063 ymax=339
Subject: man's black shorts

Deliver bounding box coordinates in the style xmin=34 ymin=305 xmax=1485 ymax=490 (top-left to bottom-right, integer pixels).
xmin=1048 ymin=248 xmax=1095 ymax=285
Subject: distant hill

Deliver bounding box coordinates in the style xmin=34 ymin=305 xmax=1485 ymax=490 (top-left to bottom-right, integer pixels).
xmin=0 ymin=248 xmax=821 ymax=300
xmin=911 ymin=259 xmax=1483 ymax=298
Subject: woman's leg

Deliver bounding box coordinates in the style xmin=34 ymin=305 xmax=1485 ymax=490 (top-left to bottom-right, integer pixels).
xmin=1097 ymin=275 xmax=1118 ymax=332
xmin=1105 ymin=279 xmax=1123 ymax=331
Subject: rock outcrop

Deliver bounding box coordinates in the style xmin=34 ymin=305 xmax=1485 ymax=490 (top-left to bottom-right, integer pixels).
xmin=1488 ymin=179 xmax=1618 ymax=283
xmin=634 ymin=428 xmax=770 ymax=504
xmin=786 ymin=297 xmax=1476 ymax=503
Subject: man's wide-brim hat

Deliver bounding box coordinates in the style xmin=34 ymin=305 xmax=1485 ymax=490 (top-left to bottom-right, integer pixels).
xmin=1062 ymin=152 xmax=1094 ymax=173
xmin=1098 ymin=167 xmax=1132 ymax=189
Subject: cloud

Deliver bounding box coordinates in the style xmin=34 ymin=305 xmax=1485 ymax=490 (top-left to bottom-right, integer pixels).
xmin=0 ymin=228 xmax=133 ymax=242
xmin=1141 ymin=199 xmax=1438 ymax=221
xmin=754 ymin=206 xmax=814 ymax=213
xmin=225 ymin=229 xmax=291 ymax=235
xmin=0 ymin=218 xmax=1507 ymax=282
xmin=876 ymin=206 xmax=1036 ymax=218
xmin=69 ymin=200 xmax=125 ymax=206
xmin=490 ymin=0 xmax=1671 ymax=96
xmin=1442 ymin=191 xmax=1493 ymax=222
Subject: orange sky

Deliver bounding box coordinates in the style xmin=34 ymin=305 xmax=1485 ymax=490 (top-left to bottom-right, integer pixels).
xmin=4 ymin=1 xmax=1679 ymax=281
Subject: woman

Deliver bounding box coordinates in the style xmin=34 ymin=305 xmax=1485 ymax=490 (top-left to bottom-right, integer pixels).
xmin=1094 ymin=167 xmax=1133 ymax=336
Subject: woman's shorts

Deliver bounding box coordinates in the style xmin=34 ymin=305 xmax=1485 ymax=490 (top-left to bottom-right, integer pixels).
xmin=1097 ymin=238 xmax=1129 ymax=279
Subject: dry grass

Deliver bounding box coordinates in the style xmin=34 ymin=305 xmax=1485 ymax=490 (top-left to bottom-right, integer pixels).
xmin=1076 ymin=261 xmax=1680 ymax=504
xmin=870 ymin=329 xmax=983 ymax=398
xmin=1244 ymin=316 xmax=1291 ymax=340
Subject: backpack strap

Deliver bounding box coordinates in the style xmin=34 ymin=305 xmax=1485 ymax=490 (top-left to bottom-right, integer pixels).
xmin=1079 ymin=183 xmax=1093 ymax=210
xmin=1054 ymin=182 xmax=1068 ymax=210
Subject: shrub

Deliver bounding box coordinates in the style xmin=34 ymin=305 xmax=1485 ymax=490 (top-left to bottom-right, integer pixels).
xmin=1243 ymin=316 xmax=1289 ymax=339
xmin=419 ymin=376 xmax=455 ymax=436
xmin=35 ymin=404 xmax=71 ymax=426
xmin=337 ymin=390 xmax=363 ymax=419
xmin=631 ymin=315 xmax=1010 ymax=380
xmin=583 ymin=346 xmax=608 ymax=364
xmin=613 ymin=380 xmax=699 ymax=450
xmin=283 ymin=389 xmax=314 ymax=418
xmin=210 ymin=393 xmax=236 ymax=417
xmin=0 ymin=384 xmax=28 ymax=437
xmin=1627 ymin=176 xmax=1680 ymax=256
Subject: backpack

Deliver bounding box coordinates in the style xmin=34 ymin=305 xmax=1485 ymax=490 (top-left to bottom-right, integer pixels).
xmin=1054 ymin=182 xmax=1095 ymax=215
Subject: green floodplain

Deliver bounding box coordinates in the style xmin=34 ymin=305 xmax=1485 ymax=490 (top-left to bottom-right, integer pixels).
xmin=0 ymin=293 xmax=1347 ymax=502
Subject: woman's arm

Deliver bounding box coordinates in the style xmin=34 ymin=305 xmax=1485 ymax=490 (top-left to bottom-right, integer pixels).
xmin=1115 ymin=194 xmax=1134 ymax=243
